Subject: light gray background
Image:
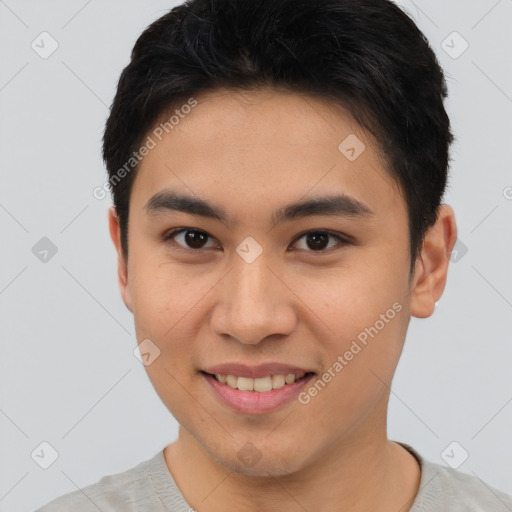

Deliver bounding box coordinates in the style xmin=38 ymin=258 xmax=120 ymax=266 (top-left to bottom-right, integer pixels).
xmin=0 ymin=1 xmax=511 ymax=511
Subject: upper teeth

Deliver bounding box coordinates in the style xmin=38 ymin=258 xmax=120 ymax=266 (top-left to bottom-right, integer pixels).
xmin=215 ymin=373 xmax=305 ymax=392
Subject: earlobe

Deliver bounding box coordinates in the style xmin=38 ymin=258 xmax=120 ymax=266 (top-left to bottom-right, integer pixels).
xmin=410 ymin=204 xmax=457 ymax=318
xmin=108 ymin=207 xmax=133 ymax=312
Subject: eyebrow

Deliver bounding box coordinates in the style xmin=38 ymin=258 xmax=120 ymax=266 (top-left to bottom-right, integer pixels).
xmin=144 ymin=189 xmax=374 ymax=228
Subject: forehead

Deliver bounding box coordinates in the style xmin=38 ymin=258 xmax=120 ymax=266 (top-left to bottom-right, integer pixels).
xmin=131 ymin=88 xmax=405 ymax=225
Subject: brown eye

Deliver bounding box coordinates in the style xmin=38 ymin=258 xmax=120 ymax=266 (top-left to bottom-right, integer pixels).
xmin=305 ymin=232 xmax=329 ymax=250
xmin=292 ymin=230 xmax=347 ymax=252
xmin=184 ymin=230 xmax=209 ymax=249
xmin=164 ymin=228 xmax=218 ymax=250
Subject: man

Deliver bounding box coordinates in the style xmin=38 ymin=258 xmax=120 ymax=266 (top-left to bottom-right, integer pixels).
xmin=37 ymin=0 xmax=512 ymax=510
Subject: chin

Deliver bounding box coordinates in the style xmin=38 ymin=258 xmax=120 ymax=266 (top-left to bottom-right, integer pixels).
xmin=205 ymin=437 xmax=310 ymax=478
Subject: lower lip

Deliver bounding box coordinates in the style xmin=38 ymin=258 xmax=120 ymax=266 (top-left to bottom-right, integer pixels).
xmin=202 ymin=372 xmax=315 ymax=414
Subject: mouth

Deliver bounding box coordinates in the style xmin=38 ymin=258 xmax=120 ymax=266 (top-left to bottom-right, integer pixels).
xmin=200 ymin=368 xmax=316 ymax=414
xmin=203 ymin=371 xmax=314 ymax=392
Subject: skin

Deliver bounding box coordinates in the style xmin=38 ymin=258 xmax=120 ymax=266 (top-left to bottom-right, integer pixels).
xmin=108 ymin=87 xmax=457 ymax=512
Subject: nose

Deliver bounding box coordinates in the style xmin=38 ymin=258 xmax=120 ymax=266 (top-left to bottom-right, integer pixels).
xmin=210 ymin=253 xmax=297 ymax=345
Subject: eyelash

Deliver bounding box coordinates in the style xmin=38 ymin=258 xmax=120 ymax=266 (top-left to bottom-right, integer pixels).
xmin=162 ymin=228 xmax=350 ymax=254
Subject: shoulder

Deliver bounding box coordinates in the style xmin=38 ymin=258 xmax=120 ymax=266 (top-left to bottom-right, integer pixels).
xmin=398 ymin=443 xmax=512 ymax=512
xmin=422 ymin=461 xmax=512 ymax=511
xmin=34 ymin=453 xmax=157 ymax=512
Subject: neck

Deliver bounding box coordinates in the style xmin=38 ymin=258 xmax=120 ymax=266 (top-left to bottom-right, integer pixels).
xmin=164 ymin=421 xmax=421 ymax=512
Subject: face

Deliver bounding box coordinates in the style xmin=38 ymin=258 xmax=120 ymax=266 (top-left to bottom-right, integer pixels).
xmin=111 ymin=88 xmax=434 ymax=476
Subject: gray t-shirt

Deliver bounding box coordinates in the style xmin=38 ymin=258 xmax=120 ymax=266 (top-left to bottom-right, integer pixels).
xmin=35 ymin=442 xmax=512 ymax=511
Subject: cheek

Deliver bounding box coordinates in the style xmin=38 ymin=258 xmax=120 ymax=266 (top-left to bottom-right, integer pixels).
xmin=128 ymin=259 xmax=206 ymax=413
xmin=129 ymin=251 xmax=190 ymax=329
xmin=298 ymin=310 xmax=406 ymax=437
xmin=302 ymin=257 xmax=406 ymax=338
xmin=295 ymin=261 xmax=408 ymax=404
xmin=128 ymin=254 xmax=224 ymax=368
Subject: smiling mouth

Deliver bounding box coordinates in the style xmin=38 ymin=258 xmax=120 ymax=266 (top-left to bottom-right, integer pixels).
xmin=202 ymin=371 xmax=315 ymax=392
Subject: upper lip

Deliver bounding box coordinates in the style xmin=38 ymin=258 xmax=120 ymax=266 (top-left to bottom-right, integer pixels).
xmin=202 ymin=363 xmax=315 ymax=379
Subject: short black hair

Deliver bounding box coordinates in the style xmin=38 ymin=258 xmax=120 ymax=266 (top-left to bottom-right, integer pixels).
xmin=102 ymin=0 xmax=453 ymax=277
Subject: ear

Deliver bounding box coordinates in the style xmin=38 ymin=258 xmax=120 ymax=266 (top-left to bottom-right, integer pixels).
xmin=410 ymin=204 xmax=457 ymax=318
xmin=108 ymin=207 xmax=133 ymax=312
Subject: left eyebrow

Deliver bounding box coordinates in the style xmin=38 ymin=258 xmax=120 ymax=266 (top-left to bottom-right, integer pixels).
xmin=271 ymin=194 xmax=374 ymax=227
xmin=144 ymin=189 xmax=374 ymax=229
